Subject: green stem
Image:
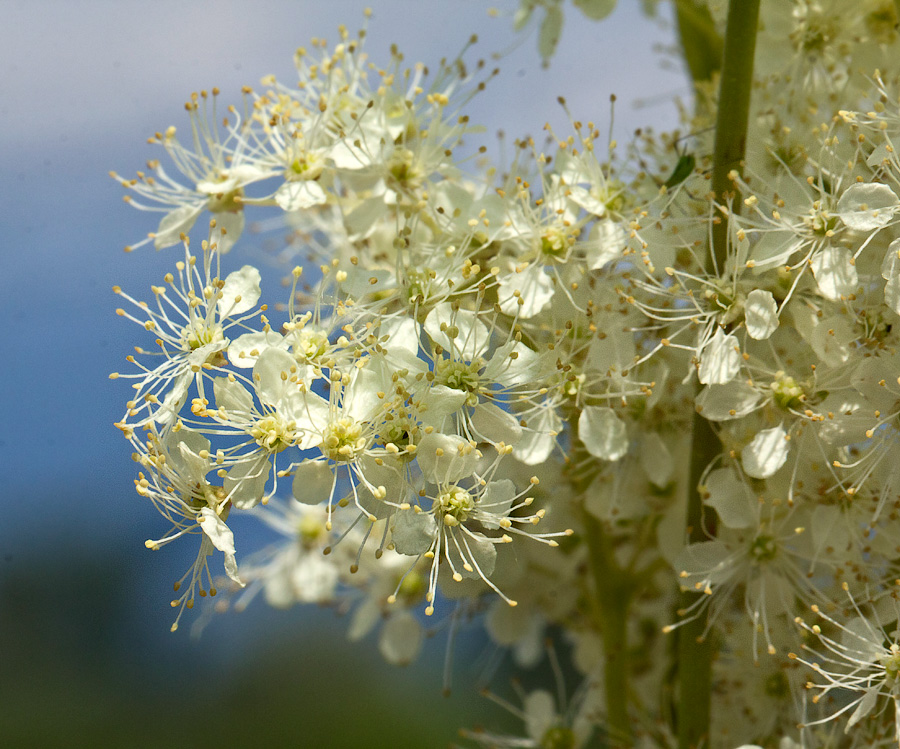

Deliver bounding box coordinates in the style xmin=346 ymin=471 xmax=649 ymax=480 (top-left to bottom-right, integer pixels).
xmin=677 ymin=2 xmax=760 ymax=749
xmin=709 ymin=0 xmax=761 ymax=273
xmin=584 ymin=513 xmax=633 ymax=748
xmin=673 ymin=0 xmax=724 ymax=85
xmin=676 ymin=417 xmax=718 ymax=749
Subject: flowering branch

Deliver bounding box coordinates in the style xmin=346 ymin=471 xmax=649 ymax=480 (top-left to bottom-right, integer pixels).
xmin=677 ymin=2 xmax=760 ymax=748
xmin=110 ymin=3 xmax=900 ymax=746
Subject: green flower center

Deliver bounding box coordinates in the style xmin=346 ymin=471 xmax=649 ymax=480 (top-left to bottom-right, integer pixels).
xmin=322 ymin=417 xmax=366 ymax=462
xmin=435 ymin=358 xmax=481 ymax=401
xmin=298 ymin=513 xmax=326 ymax=545
xmin=882 ymin=645 xmax=900 ymax=681
xmin=750 ymin=534 xmax=778 ymax=563
xmin=387 ymin=148 xmax=421 ymax=189
xmin=541 ymin=726 xmax=576 ymax=749
xmin=250 ymin=414 xmax=296 ymax=453
xmin=293 ymin=328 xmax=330 ymax=364
xmin=438 ymin=486 xmax=475 ymax=526
xmin=404 ymin=269 xmax=434 ymax=306
xmin=379 ymin=419 xmax=418 ymax=460
xmin=182 ymin=321 xmax=224 ymax=351
xmin=288 ymin=151 xmax=324 ymax=181
xmin=857 ymin=308 xmax=892 ymax=347
xmin=704 ymin=284 xmax=743 ymax=325
xmin=866 ymin=5 xmax=898 ymax=44
xmin=397 ymin=569 xmax=426 ymax=602
xmin=803 ymin=202 xmax=838 ymax=236
xmin=770 ymin=371 xmax=805 ymax=411
xmin=541 ymin=226 xmax=572 ymax=259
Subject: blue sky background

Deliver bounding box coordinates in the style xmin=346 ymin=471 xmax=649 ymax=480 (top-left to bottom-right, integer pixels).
xmin=0 ymin=1 xmax=686 ymax=743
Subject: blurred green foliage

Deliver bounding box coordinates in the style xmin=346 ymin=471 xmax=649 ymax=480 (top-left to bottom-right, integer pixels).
xmin=0 ymin=543 xmax=511 ymax=748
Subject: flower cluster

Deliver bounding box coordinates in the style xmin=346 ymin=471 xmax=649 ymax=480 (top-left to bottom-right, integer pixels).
xmin=111 ymin=3 xmax=900 ymax=746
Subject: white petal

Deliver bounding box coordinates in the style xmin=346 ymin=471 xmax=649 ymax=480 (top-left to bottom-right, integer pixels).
xmin=224 ymin=455 xmax=271 ymax=510
xmin=695 ymin=382 xmax=761 ymax=421
xmin=342 ymin=366 xmax=388 ymax=423
xmin=343 ymin=196 xmax=386 ymax=240
xmin=390 ymin=510 xmax=437 ymax=555
xmin=416 ymin=433 xmax=480 ymax=484
xmin=227 ymin=330 xmax=285 ymax=368
xmin=578 ymin=406 xmax=628 ymax=461
xmin=496 ymin=265 xmax=555 ymax=319
xmin=587 ymin=219 xmax=626 ymax=268
xmin=222 ymin=552 xmax=242 ymax=585
xmin=470 ymin=402 xmax=523 ymax=446
xmin=451 ymin=532 xmax=497 ymax=579
xmin=423 ymin=304 xmax=489 ymax=362
xmin=698 ymin=329 xmax=741 ymax=385
xmin=483 ymin=341 xmax=540 ymax=386
xmin=809 ymin=314 xmax=854 ymax=366
xmin=810 ymin=246 xmax=858 ymax=300
xmin=379 ymin=612 xmax=424 ymax=666
xmin=198 ymin=507 xmax=236 ymax=556
xmin=524 ymin=690 xmax=558 ymax=742
xmin=538 ymin=5 xmax=563 ymax=62
xmin=347 ymin=599 xmax=380 ymax=641
xmin=154 ymin=204 xmax=203 ymax=249
xmin=744 ymin=289 xmax=778 ymax=340
xmin=742 ymin=425 xmax=789 ymax=479
xmin=573 ymin=0 xmax=617 ymax=20
xmin=168 ymin=430 xmax=211 ymax=479
xmin=837 ymin=182 xmax=898 ymax=231
xmin=674 ymin=540 xmax=732 ymax=586
xmin=479 ymin=480 xmax=516 ymax=528
xmin=379 ymin=316 xmax=423 ymax=371
xmin=274 ymin=179 xmax=327 ymax=211
xmin=291 ymin=460 xmax=335 ymax=505
xmin=639 ymin=432 xmax=673 ymax=487
xmin=253 ymin=348 xmax=301 ymax=407
xmin=155 ymin=371 xmax=192 ymax=425
xmin=219 ymin=265 xmax=261 ymax=317
xmin=291 ymin=554 xmax=339 ymax=603
xmin=514 ymin=404 xmax=561 ymax=465
xmin=213 ymin=210 xmax=244 ymax=254
xmin=845 ymin=688 xmax=879 ymax=731
xmin=213 ymin=376 xmax=253 ymax=415
xmin=418 ymin=384 xmax=468 ymax=427
xmin=882 ymin=238 xmax=900 ymax=315
xmin=703 ymin=468 xmax=757 ymax=528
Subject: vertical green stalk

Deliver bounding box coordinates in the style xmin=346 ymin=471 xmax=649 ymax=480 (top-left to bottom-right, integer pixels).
xmin=673 ymin=0 xmax=723 ymax=86
xmin=584 ymin=513 xmax=633 ymax=748
xmin=675 ymin=417 xmax=718 ymax=749
xmin=708 ymin=0 xmax=761 ymax=274
xmin=677 ymin=2 xmax=760 ymax=748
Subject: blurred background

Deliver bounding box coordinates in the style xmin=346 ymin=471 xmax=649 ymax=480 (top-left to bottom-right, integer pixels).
xmin=0 ymin=1 xmax=686 ymax=745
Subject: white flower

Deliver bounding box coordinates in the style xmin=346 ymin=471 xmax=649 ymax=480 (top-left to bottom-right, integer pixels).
xmin=390 ymin=462 xmax=569 ymax=615
xmin=111 ymin=98 xmax=272 ymax=251
xmin=112 ymin=245 xmax=262 ymax=430
xmin=133 ymin=427 xmax=246 ymax=631
xmin=792 ymin=586 xmax=900 ymax=743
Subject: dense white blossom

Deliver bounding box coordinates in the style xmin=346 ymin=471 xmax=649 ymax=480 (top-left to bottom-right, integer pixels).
xmin=110 ymin=4 xmax=900 ymax=745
